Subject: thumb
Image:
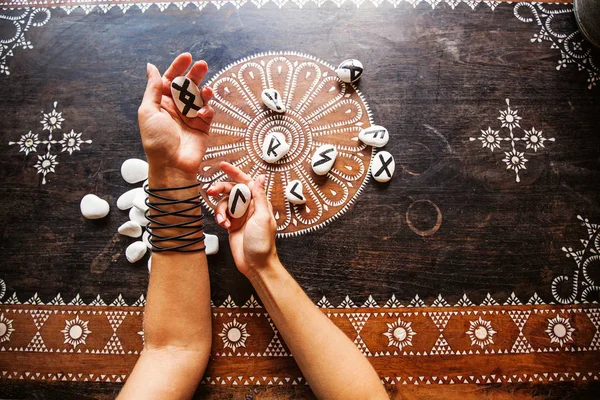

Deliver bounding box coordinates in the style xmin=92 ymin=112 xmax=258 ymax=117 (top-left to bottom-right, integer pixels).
xmin=251 ymin=175 xmax=272 ymax=217
xmin=140 ymin=63 xmax=162 ymax=112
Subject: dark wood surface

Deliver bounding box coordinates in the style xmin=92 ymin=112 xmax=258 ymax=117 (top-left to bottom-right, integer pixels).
xmin=0 ymin=1 xmax=599 ymax=398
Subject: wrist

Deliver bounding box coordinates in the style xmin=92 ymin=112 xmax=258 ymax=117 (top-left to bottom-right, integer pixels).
xmin=245 ymin=255 xmax=284 ymax=284
xmin=148 ymin=165 xmax=198 ymax=189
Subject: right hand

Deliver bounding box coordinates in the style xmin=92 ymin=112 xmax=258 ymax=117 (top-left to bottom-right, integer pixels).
xmin=207 ymin=162 xmax=278 ymax=277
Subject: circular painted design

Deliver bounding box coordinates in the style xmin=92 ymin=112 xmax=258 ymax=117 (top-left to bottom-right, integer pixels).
xmin=200 ymin=52 xmax=374 ymax=237
xmin=227 ymin=327 xmax=242 ymax=342
xmin=474 ymin=326 xmax=488 ymax=340
xmin=553 ymin=323 xmax=567 ymax=338
xmin=69 ymin=324 xmax=83 ymax=340
xmin=393 ymin=327 xmax=407 ymax=341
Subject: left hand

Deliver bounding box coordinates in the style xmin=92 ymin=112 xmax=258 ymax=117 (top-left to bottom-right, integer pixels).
xmin=138 ymin=53 xmax=214 ymax=184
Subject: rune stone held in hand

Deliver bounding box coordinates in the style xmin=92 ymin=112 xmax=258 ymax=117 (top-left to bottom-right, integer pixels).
xmin=359 ymin=125 xmax=389 ymax=148
xmin=121 ymin=158 xmax=148 ymax=184
xmin=80 ymin=194 xmax=110 ymax=219
xmin=261 ymin=88 xmax=286 ymax=113
xmin=371 ymin=151 xmax=395 ymax=183
xmin=171 ymin=76 xmax=204 ymax=118
xmin=285 ymin=180 xmax=306 ymax=205
xmin=262 ymin=132 xmax=290 ymax=163
xmin=311 ymin=144 xmax=338 ymax=176
xmin=228 ymin=183 xmax=251 ymax=219
xmin=335 ymin=59 xmax=363 ymax=83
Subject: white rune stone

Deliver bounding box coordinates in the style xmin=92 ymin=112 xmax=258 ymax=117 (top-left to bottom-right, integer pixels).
xmin=118 ymin=221 xmax=143 ymax=238
xmin=132 ymin=191 xmax=149 ymax=212
xmin=261 ymin=88 xmax=286 ymax=113
xmin=335 ymin=59 xmax=363 ymax=83
xmin=358 ymin=125 xmax=389 ymax=148
xmin=371 ymin=151 xmax=395 ymax=183
xmin=143 ymin=229 xmax=151 ymax=249
xmin=129 ymin=206 xmax=149 ymax=227
xmin=117 ymin=187 xmax=144 ymax=210
xmin=261 ymin=132 xmax=290 ymax=163
xmin=170 ymin=76 xmax=204 ymax=118
xmin=80 ymin=194 xmax=110 ymax=219
xmin=311 ymin=144 xmax=338 ymax=176
xmin=121 ymin=158 xmax=148 ymax=184
xmin=125 ymin=241 xmax=147 ymax=263
xmin=228 ymin=183 xmax=251 ymax=219
xmin=205 ymin=233 xmax=219 ymax=255
xmin=285 ymin=180 xmax=306 ymax=205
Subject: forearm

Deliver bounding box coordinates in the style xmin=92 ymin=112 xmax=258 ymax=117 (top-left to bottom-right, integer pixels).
xmin=143 ymin=168 xmax=212 ymax=351
xmin=247 ymin=260 xmax=388 ymax=400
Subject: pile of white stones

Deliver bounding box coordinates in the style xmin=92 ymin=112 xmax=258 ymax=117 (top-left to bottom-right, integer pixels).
xmin=80 ymin=157 xmax=219 ymax=271
xmin=258 ymin=58 xmax=395 ymax=206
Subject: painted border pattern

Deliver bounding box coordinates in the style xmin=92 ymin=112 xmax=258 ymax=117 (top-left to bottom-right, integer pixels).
xmin=0 ymin=297 xmax=598 ymax=385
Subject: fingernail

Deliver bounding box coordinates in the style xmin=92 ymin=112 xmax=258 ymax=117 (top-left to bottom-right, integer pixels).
xmin=216 ymin=214 xmax=224 ymax=224
xmin=146 ymin=63 xmax=151 ymax=75
xmin=260 ymin=175 xmax=266 ymax=187
xmin=224 ymin=220 xmax=231 ymax=228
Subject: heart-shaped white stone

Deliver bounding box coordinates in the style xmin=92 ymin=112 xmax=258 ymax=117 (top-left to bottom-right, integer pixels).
xmin=228 ymin=183 xmax=251 ymax=219
xmin=285 ymin=180 xmax=306 ymax=205
xmin=261 ymin=88 xmax=286 ymax=113
xmin=311 ymin=144 xmax=338 ymax=176
xmin=359 ymin=125 xmax=389 ymax=148
xmin=262 ymin=132 xmax=290 ymax=163
xmin=80 ymin=194 xmax=110 ymax=219
xmin=371 ymin=151 xmax=395 ymax=182
xmin=205 ymin=233 xmax=219 ymax=255
xmin=171 ymin=76 xmax=204 ymax=118
xmin=117 ymin=187 xmax=145 ymax=210
xmin=121 ymin=158 xmax=148 ymax=184
xmin=126 ymin=241 xmax=147 ymax=263
xmin=118 ymin=221 xmax=143 ymax=238
xmin=335 ymin=59 xmax=363 ymax=83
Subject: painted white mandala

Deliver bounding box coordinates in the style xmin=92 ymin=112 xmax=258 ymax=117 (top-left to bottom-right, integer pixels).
xmin=218 ymin=318 xmax=250 ymax=352
xmin=61 ymin=315 xmax=91 ymax=349
xmin=383 ymin=317 xmax=416 ymax=350
xmin=498 ymin=104 xmax=522 ymax=130
xmin=502 ymin=149 xmax=528 ymax=176
xmin=0 ymin=313 xmax=15 ymax=343
xmin=465 ymin=316 xmax=497 ymax=348
xmin=545 ymin=314 xmax=575 ymax=347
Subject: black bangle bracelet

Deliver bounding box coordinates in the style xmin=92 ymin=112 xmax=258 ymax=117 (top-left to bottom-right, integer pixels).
xmin=144 ymin=182 xmax=206 ymax=253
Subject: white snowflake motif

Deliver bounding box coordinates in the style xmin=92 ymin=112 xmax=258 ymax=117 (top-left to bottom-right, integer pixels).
xmin=61 ymin=315 xmax=92 ymax=349
xmin=0 ymin=313 xmax=16 ymax=343
xmin=477 ymin=127 xmax=502 ymax=152
xmin=522 ymin=127 xmax=546 ymax=152
xmin=502 ymin=149 xmax=528 ymax=179
xmin=13 ymin=131 xmax=40 ymax=155
xmin=469 ymin=98 xmax=555 ymax=183
xmin=59 ymin=130 xmax=84 ymax=155
xmin=34 ymin=153 xmax=58 ymax=182
xmin=8 ymin=102 xmax=92 ymax=184
xmin=383 ymin=317 xmax=416 ymax=351
xmin=40 ymin=108 xmax=64 ymax=132
xmin=545 ymin=314 xmax=575 ymax=347
xmin=465 ymin=317 xmax=497 ymax=349
xmin=498 ymin=103 xmax=521 ymax=130
xmin=218 ymin=318 xmax=250 ymax=352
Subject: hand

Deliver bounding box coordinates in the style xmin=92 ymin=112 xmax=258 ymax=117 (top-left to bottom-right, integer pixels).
xmin=207 ymin=162 xmax=278 ymax=276
xmin=138 ymin=53 xmax=214 ymax=184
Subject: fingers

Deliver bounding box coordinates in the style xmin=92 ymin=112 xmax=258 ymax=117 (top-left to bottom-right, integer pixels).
xmin=186 ymin=60 xmax=209 ymax=87
xmin=215 ymin=198 xmax=231 ymax=229
xmin=250 ymin=175 xmax=272 ymax=216
xmin=139 ymin=63 xmax=163 ymax=114
xmin=162 ymin=53 xmax=193 ymax=87
xmin=220 ymin=161 xmax=253 ymax=185
xmin=206 ymin=181 xmax=235 ymax=197
xmin=196 ymin=87 xmax=215 ymax=125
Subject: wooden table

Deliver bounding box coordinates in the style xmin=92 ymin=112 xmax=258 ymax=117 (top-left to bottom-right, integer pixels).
xmin=0 ymin=0 xmax=599 ymax=398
